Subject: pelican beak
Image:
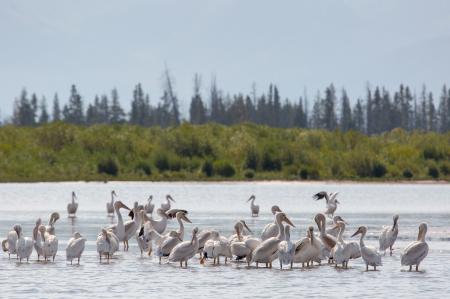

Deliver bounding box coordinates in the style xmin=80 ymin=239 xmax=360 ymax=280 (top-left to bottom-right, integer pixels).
xmin=351 ymin=229 xmax=360 ymax=238
xmin=183 ymin=215 xmax=192 ymax=223
xmin=284 ymin=216 xmax=295 ymax=228
xmin=242 ymin=221 xmax=252 ymax=233
xmin=336 ymin=200 xmax=340 ymax=204
xmin=121 ymin=203 xmax=131 ymax=210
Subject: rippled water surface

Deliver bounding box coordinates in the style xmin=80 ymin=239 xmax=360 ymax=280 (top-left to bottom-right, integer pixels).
xmin=0 ymin=181 xmax=449 ymax=298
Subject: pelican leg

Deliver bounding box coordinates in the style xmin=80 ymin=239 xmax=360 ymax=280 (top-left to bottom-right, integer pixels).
xmin=217 ymin=257 xmax=220 ymax=264
xmin=256 ymin=262 xmax=259 ymax=268
xmin=107 ymin=253 xmax=110 ymax=263
xmin=374 ymin=266 xmax=376 ymax=271
xmin=180 ymin=261 xmax=183 ymax=268
xmin=290 ymin=262 xmax=293 ymax=269
xmin=416 ymin=264 xmax=419 ymax=272
xmin=390 ymin=246 xmax=393 ymax=256
xmin=53 ymin=255 xmax=55 ymax=262
xmin=269 ymin=262 xmax=272 ymax=268
xmin=71 ymin=259 xmax=73 ymax=265
xmin=302 ymin=262 xmax=304 ymax=268
xmin=280 ymin=261 xmax=282 ymax=269
xmin=213 ymin=258 xmax=216 ymax=264
xmin=225 ymin=257 xmax=228 ymax=264
xmin=78 ymin=257 xmax=80 ymax=265
xmin=366 ymin=264 xmax=368 ymax=271
xmin=185 ymin=261 xmax=188 ymax=268
xmin=99 ymin=253 xmax=102 ymax=263
xmin=409 ymin=265 xmax=412 ymax=271
xmin=265 ymin=263 xmax=268 ymax=268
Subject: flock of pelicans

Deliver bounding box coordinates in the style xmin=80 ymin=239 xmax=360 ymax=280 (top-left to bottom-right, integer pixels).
xmin=2 ymin=190 xmax=429 ymax=272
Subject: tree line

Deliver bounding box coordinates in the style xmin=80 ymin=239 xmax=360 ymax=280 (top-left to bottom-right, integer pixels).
xmin=9 ymin=73 xmax=450 ymax=134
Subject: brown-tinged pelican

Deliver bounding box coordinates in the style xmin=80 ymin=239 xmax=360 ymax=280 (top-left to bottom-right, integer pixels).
xmin=106 ymin=190 xmax=116 ymax=216
xmin=260 ymin=205 xmax=283 ymax=241
xmin=39 ymin=224 xmax=58 ymax=262
xmin=331 ymin=221 xmax=361 ymax=268
xmin=327 ymin=215 xmax=347 ymax=238
xmin=230 ymin=221 xmax=260 ymax=263
xmin=46 ymin=212 xmax=60 ymax=235
xmin=161 ymin=195 xmax=175 ymax=212
xmin=250 ymin=212 xmax=295 ymax=268
xmin=379 ymin=214 xmax=399 ymax=256
xmin=401 ymin=222 xmax=429 ymax=271
xmin=315 ymin=213 xmax=337 ymax=263
xmin=293 ymin=226 xmax=321 ymax=267
xmin=14 ymin=225 xmax=33 ymax=263
xmin=352 ymin=226 xmax=382 ymax=271
xmin=2 ymin=225 xmax=18 ymax=259
xmin=96 ymin=228 xmax=118 ymax=263
xmin=107 ymin=201 xmax=131 ymax=250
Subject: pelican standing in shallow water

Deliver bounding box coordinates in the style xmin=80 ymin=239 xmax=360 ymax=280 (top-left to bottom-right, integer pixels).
xmin=14 ymin=225 xmax=33 ymax=263
xmin=230 ymin=221 xmax=260 ymax=263
xmin=401 ymin=223 xmax=429 ymax=272
xmin=352 ymin=226 xmax=382 ymax=271
xmin=313 ymin=191 xmax=340 ymax=218
xmin=293 ymin=226 xmax=321 ymax=267
xmin=96 ymin=229 xmax=118 ymax=263
xmin=66 ymin=232 xmax=86 ymax=265
xmin=315 ymin=213 xmax=337 ymax=263
xmin=331 ymin=221 xmax=361 ymax=268
xmin=250 ymin=212 xmax=295 ymax=268
xmin=247 ymin=195 xmax=259 ymax=217
xmin=106 ymin=190 xmax=116 ymax=216
xmin=168 ymin=227 xmax=199 ymax=268
xmin=46 ymin=212 xmax=60 ymax=235
xmin=39 ymin=225 xmax=58 ymax=262
xmin=161 ymin=195 xmax=175 ymax=213
xmin=143 ymin=208 xmax=168 ymax=234
xmin=67 ymin=191 xmax=78 ymax=217
xmin=155 ymin=211 xmax=191 ymax=262
xmin=260 ymin=205 xmax=283 ymax=241
xmin=145 ymin=195 xmax=154 ymax=214
xmin=108 ymin=201 xmax=131 ymax=251
xmin=2 ymin=226 xmax=18 ymax=259
xmin=278 ymin=225 xmax=295 ymax=269
xmin=379 ymin=214 xmax=399 ymax=256
xmin=327 ymin=215 xmax=346 ymax=238
xmin=33 ymin=218 xmax=44 ymax=261
xmin=122 ymin=202 xmax=142 ymax=251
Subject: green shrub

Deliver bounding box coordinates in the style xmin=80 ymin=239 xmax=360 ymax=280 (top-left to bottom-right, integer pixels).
xmin=135 ymin=161 xmax=152 ymax=175
xmin=214 ymin=160 xmax=236 ymax=177
xmin=440 ymin=163 xmax=450 ymax=176
xmin=154 ymin=152 xmax=170 ymax=172
xmin=244 ymin=149 xmax=259 ymax=170
xmin=428 ymin=166 xmax=439 ymax=178
xmin=423 ymin=147 xmax=444 ymax=160
xmin=299 ymin=169 xmax=308 ymax=179
xmin=261 ymin=151 xmax=282 ymax=171
xmin=402 ymin=169 xmax=413 ymax=179
xmin=98 ymin=158 xmax=119 ymax=176
xmin=244 ymin=169 xmax=255 ymax=179
xmin=371 ymin=161 xmax=387 ymax=178
xmin=201 ymin=160 xmax=214 ymax=177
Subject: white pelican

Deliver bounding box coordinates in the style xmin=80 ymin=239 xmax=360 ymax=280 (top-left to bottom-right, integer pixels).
xmin=379 ymin=214 xmax=399 ymax=256
xmin=96 ymin=229 xmax=119 ymax=263
xmin=155 ymin=211 xmax=191 ymax=262
xmin=144 ymin=195 xmax=154 ymax=214
xmin=331 ymin=221 xmax=361 ymax=268
xmin=168 ymin=227 xmax=199 ymax=268
xmin=326 ymin=215 xmax=346 ymax=238
xmin=39 ymin=225 xmax=58 ymax=262
xmin=106 ymin=190 xmax=116 ymax=216
xmin=250 ymin=212 xmax=295 ymax=268
xmin=197 ymin=230 xmax=213 ymax=257
xmin=143 ymin=208 xmax=168 ymax=234
xmin=247 ymin=195 xmax=259 ymax=217
xmin=107 ymin=201 xmax=131 ymax=250
xmin=14 ymin=225 xmax=33 ymax=263
xmin=228 ymin=220 xmax=252 ymax=243
xmin=67 ymin=191 xmax=78 ymax=217
xmin=161 ymin=195 xmax=175 ymax=212
xmin=122 ymin=202 xmax=142 ymax=251
xmin=313 ymin=191 xmax=340 ymax=218
xmin=293 ymin=226 xmax=321 ymax=267
xmin=33 ymin=218 xmax=44 ymax=261
xmin=136 ymin=211 xmax=152 ymax=256
xmin=278 ymin=225 xmax=295 ymax=269
xmin=66 ymin=232 xmax=86 ymax=265
xmin=260 ymin=205 xmax=283 ymax=241
xmin=352 ymin=226 xmax=382 ymax=271
xmin=230 ymin=221 xmax=260 ymax=264
xmin=2 ymin=226 xmax=18 ymax=259
xmin=401 ymin=222 xmax=429 ymax=272
xmin=201 ymin=231 xmax=232 ymax=265
xmin=315 ymin=213 xmax=337 ymax=263
xmin=46 ymin=212 xmax=60 ymax=235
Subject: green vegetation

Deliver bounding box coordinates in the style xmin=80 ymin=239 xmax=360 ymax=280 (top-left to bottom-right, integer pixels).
xmin=0 ymin=122 xmax=449 ymax=182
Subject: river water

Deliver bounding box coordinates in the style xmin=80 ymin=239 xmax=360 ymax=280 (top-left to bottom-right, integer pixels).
xmin=0 ymin=181 xmax=448 ymax=298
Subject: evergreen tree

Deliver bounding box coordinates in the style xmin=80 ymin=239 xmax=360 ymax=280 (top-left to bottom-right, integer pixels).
xmin=428 ymin=92 xmax=437 ymax=131
xmin=38 ymin=97 xmax=49 ymax=124
xmin=323 ymin=84 xmax=338 ymax=130
xmin=189 ymin=74 xmax=207 ymax=124
xmin=353 ymin=99 xmax=365 ymax=133
xmin=340 ymin=89 xmax=353 ymax=131
xmin=52 ymin=93 xmax=61 ymax=122
xmin=110 ymin=88 xmax=125 ymax=124
xmin=12 ymin=89 xmax=35 ymax=126
xmin=63 ymin=85 xmax=84 ymax=124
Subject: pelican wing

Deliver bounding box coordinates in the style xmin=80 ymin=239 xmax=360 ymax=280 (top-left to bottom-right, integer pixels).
xmin=252 ymin=238 xmax=280 ymax=263
xmin=261 ymin=223 xmax=278 ymax=241
xmin=66 ymin=237 xmax=86 ymax=258
xmin=168 ymin=241 xmax=195 ymax=262
xmin=401 ymin=241 xmax=429 ymax=266
xmin=159 ymin=237 xmax=181 ymax=256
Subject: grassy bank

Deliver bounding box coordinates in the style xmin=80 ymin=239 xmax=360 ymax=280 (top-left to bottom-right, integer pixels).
xmin=0 ymin=123 xmax=449 ymax=182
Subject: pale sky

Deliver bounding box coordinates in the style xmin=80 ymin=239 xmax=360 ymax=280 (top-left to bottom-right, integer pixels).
xmin=1 ymin=0 xmax=450 ymax=119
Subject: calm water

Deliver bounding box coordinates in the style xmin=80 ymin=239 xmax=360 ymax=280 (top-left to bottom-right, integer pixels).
xmin=0 ymin=181 xmax=449 ymax=298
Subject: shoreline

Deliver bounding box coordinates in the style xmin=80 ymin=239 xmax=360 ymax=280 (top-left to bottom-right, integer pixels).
xmin=0 ymin=179 xmax=448 ymax=184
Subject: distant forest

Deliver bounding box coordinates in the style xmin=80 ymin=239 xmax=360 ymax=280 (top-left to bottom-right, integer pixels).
xmin=7 ymin=71 xmax=450 ymax=134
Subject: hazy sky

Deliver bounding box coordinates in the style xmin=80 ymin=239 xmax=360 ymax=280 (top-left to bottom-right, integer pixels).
xmin=2 ymin=0 xmax=450 ymax=118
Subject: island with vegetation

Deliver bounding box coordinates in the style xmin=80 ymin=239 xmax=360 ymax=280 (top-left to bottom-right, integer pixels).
xmin=0 ymin=123 xmax=449 ymax=182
